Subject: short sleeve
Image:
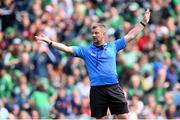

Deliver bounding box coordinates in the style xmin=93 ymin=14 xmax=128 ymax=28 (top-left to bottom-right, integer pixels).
xmin=115 ymin=37 xmax=126 ymax=52
xmin=71 ymin=46 xmax=85 ymax=58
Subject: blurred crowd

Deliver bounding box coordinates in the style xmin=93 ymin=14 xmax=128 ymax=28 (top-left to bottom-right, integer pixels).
xmin=0 ymin=0 xmax=180 ymax=119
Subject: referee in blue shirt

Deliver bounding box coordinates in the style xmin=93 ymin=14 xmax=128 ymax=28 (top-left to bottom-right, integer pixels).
xmin=35 ymin=9 xmax=150 ymax=119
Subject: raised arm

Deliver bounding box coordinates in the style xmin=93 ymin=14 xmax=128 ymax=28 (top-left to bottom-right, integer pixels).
xmin=124 ymin=9 xmax=151 ymax=43
xmin=35 ymin=34 xmax=73 ymax=54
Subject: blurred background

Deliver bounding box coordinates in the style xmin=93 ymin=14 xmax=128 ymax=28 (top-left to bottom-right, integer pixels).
xmin=0 ymin=0 xmax=180 ymax=119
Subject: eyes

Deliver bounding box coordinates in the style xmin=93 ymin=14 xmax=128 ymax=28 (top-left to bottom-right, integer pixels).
xmin=92 ymin=31 xmax=99 ymax=35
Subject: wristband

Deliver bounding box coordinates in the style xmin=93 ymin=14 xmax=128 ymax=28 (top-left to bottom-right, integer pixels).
xmin=140 ymin=21 xmax=146 ymax=27
xmin=49 ymin=41 xmax=52 ymax=46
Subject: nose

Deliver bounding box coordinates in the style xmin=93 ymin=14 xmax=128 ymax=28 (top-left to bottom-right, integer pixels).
xmin=92 ymin=33 xmax=96 ymax=37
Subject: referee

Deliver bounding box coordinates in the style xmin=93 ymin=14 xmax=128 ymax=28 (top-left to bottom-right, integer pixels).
xmin=35 ymin=9 xmax=150 ymax=119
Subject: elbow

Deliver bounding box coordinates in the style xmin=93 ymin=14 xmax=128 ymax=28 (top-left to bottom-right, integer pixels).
xmin=65 ymin=47 xmax=73 ymax=54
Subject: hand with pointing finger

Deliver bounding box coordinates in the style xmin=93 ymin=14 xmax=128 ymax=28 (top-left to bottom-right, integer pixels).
xmin=35 ymin=34 xmax=52 ymax=45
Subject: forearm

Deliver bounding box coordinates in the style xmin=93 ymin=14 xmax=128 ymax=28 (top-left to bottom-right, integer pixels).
xmin=50 ymin=41 xmax=73 ymax=54
xmin=124 ymin=22 xmax=145 ymax=43
xmin=35 ymin=34 xmax=73 ymax=54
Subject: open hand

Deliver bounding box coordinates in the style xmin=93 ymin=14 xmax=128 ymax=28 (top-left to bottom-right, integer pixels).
xmin=143 ymin=9 xmax=151 ymax=24
xmin=35 ymin=34 xmax=51 ymax=44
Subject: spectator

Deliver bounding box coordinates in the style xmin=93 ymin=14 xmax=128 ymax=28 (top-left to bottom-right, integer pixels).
xmin=128 ymin=74 xmax=144 ymax=99
xmin=14 ymin=52 xmax=34 ymax=81
xmin=54 ymin=87 xmax=70 ymax=116
xmin=0 ymin=0 xmax=15 ymax=31
xmin=30 ymin=83 xmax=51 ymax=118
xmin=0 ymin=62 xmax=13 ymax=100
xmin=129 ymin=95 xmax=144 ymax=115
xmin=0 ymin=100 xmax=9 ymax=119
xmin=31 ymin=43 xmax=56 ymax=78
xmin=153 ymin=104 xmax=166 ymax=119
xmin=76 ymin=75 xmax=90 ymax=97
xmin=13 ymin=74 xmax=31 ymax=110
xmin=150 ymin=79 xmax=166 ymax=103
xmin=165 ymin=104 xmax=178 ymax=119
xmin=31 ymin=109 xmax=40 ymax=119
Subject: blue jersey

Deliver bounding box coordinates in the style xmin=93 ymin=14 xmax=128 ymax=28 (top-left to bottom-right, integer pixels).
xmin=72 ymin=37 xmax=126 ymax=86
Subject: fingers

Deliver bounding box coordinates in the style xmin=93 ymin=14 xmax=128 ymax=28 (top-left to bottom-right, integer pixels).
xmin=34 ymin=36 xmax=41 ymax=40
xmin=145 ymin=9 xmax=151 ymax=15
xmin=145 ymin=8 xmax=151 ymax=18
xmin=34 ymin=34 xmax=50 ymax=45
xmin=41 ymin=34 xmax=50 ymax=40
xmin=146 ymin=8 xmax=150 ymax=13
xmin=143 ymin=8 xmax=151 ymax=24
xmin=41 ymin=33 xmax=46 ymax=38
xmin=35 ymin=34 xmax=46 ymax=39
xmin=35 ymin=36 xmax=44 ymax=41
xmin=34 ymin=36 xmax=39 ymax=40
xmin=35 ymin=34 xmax=47 ymax=39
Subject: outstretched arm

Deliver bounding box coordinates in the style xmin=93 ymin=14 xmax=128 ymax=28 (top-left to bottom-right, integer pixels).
xmin=124 ymin=9 xmax=151 ymax=43
xmin=35 ymin=34 xmax=73 ymax=54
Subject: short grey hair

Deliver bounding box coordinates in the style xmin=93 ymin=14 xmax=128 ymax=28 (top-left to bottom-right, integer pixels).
xmin=91 ymin=23 xmax=106 ymax=30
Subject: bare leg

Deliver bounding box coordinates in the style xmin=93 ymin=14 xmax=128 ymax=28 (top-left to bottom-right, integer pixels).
xmin=114 ymin=113 xmax=128 ymax=119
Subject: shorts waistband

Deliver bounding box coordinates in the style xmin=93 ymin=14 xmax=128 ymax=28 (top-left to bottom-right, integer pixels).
xmin=91 ymin=83 xmax=119 ymax=88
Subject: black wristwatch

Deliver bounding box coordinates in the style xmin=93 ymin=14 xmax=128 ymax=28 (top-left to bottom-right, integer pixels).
xmin=140 ymin=21 xmax=146 ymax=27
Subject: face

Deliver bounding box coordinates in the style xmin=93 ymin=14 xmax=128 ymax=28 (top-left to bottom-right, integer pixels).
xmin=91 ymin=27 xmax=105 ymax=45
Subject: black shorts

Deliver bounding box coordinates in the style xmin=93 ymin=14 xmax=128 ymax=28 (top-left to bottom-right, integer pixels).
xmin=90 ymin=84 xmax=129 ymax=117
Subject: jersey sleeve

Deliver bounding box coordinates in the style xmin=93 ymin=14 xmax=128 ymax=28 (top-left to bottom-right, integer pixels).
xmin=115 ymin=37 xmax=126 ymax=52
xmin=71 ymin=46 xmax=85 ymax=58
